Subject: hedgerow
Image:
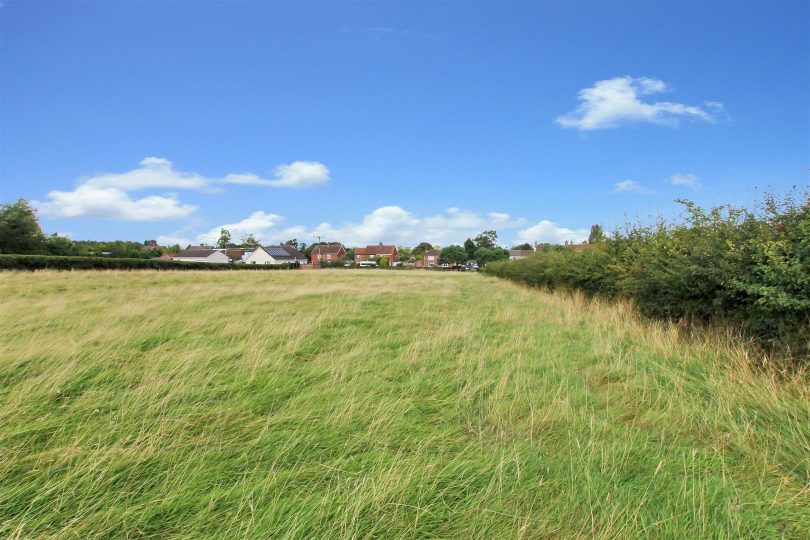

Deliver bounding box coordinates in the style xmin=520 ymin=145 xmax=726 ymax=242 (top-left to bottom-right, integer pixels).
xmin=0 ymin=255 xmax=290 ymax=271
xmin=484 ymin=191 xmax=810 ymax=364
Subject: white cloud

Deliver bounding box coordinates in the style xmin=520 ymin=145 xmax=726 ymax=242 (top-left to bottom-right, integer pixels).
xmin=613 ymin=179 xmax=654 ymax=194
xmin=83 ymin=157 xmax=214 ymax=191
xmin=223 ymin=161 xmax=330 ymax=188
xmin=669 ymin=172 xmax=701 ymax=189
xmin=156 ymin=235 xmax=192 ymax=247
xmin=192 ymin=206 xmax=529 ymax=247
xmin=556 ymin=76 xmax=723 ymax=130
xmin=196 ymin=211 xmax=286 ymax=245
xmin=516 ymin=220 xmax=589 ymax=245
xmin=35 ymin=185 xmax=197 ymax=221
xmin=34 ymin=157 xmax=330 ymax=221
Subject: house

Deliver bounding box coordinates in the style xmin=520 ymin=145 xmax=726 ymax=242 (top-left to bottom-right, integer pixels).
xmin=310 ymin=244 xmax=346 ymax=265
xmin=355 ymin=242 xmax=398 ymax=264
xmin=509 ymin=249 xmax=535 ymax=260
xmin=416 ymin=249 xmax=441 ymax=268
xmin=172 ymin=248 xmax=230 ymax=264
xmin=244 ymin=245 xmax=308 ymax=265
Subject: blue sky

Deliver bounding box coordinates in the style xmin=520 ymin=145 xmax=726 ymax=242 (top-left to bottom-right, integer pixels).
xmin=1 ymin=1 xmax=808 ymax=247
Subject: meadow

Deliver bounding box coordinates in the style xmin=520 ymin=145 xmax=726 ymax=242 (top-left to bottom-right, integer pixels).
xmin=0 ymin=270 xmax=807 ymax=538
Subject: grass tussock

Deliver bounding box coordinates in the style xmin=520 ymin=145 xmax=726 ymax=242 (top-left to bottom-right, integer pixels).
xmin=0 ymin=270 xmax=808 ymax=538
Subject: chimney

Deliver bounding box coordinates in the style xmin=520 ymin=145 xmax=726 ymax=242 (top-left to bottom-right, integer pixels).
xmin=379 ymin=241 xmax=383 ymax=247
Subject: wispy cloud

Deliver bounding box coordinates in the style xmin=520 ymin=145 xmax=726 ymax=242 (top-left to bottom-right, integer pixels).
xmin=669 ymin=172 xmax=701 ymax=189
xmin=613 ymin=179 xmax=655 ymax=194
xmin=556 ymin=76 xmax=724 ymax=130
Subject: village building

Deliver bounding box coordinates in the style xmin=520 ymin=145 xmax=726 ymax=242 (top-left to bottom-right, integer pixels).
xmin=354 ymin=242 xmax=398 ymax=264
xmin=171 ymin=248 xmax=230 ymax=264
xmin=310 ymin=244 xmax=346 ymax=265
xmin=415 ymin=249 xmax=441 ymax=268
xmin=509 ymin=249 xmax=535 ymax=260
xmin=244 ymin=245 xmax=308 ymax=265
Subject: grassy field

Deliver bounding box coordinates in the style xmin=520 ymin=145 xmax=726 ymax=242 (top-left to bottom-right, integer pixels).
xmin=0 ymin=270 xmax=807 ymax=538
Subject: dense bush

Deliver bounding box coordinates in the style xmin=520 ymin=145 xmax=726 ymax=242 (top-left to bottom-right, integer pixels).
xmin=0 ymin=255 xmax=290 ymax=271
xmin=485 ymin=192 xmax=810 ymax=364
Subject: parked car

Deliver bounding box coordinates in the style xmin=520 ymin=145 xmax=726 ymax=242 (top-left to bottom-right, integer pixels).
xmin=358 ymin=260 xmax=378 ymax=268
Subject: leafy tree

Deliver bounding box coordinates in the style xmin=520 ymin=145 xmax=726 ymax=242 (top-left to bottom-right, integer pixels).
xmin=589 ymin=224 xmax=606 ymax=244
xmin=512 ymin=243 xmax=534 ymax=251
xmin=475 ymin=246 xmax=509 ymax=267
xmin=379 ymin=256 xmax=390 ymax=267
xmin=412 ymin=242 xmax=434 ymax=256
xmin=463 ymin=238 xmax=476 ymax=260
xmin=45 ymin=234 xmax=77 ymax=256
xmin=440 ymin=245 xmax=467 ymax=265
xmin=216 ymin=228 xmax=232 ymax=249
xmin=240 ymin=233 xmax=261 ymax=248
xmin=0 ymin=198 xmax=45 ymax=254
xmin=473 ymin=230 xmax=498 ymax=249
xmin=284 ymin=239 xmax=299 ymax=249
xmin=398 ymin=246 xmax=413 ymax=261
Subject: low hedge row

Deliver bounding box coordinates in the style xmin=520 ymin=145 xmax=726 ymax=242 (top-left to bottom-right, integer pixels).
xmin=484 ymin=193 xmax=809 ymax=365
xmin=0 ymin=255 xmax=290 ymax=271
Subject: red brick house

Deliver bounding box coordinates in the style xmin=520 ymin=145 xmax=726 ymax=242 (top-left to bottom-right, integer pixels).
xmin=355 ymin=242 xmax=398 ymax=264
xmin=310 ymin=244 xmax=346 ymax=265
xmin=415 ymin=249 xmax=441 ymax=268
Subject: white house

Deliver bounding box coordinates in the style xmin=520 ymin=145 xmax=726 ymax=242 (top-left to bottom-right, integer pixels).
xmin=172 ymin=248 xmax=230 ymax=264
xmin=509 ymin=249 xmax=535 ymax=260
xmin=244 ymin=245 xmax=308 ymax=265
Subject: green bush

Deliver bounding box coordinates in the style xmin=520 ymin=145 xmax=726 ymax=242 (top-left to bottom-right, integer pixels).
xmin=485 ymin=192 xmax=810 ymax=364
xmin=0 ymin=255 xmax=290 ymax=272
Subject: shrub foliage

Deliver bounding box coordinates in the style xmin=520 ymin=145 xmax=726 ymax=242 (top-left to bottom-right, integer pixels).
xmin=484 ymin=192 xmax=809 ymax=363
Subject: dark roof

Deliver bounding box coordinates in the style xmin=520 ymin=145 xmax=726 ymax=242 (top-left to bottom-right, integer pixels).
xmin=424 ymin=249 xmax=441 ymax=257
xmin=226 ymin=249 xmax=252 ymax=260
xmin=356 ymin=244 xmax=397 ymax=256
xmin=175 ymin=248 xmax=220 ymax=258
xmin=311 ymin=244 xmax=345 ymax=255
xmin=261 ymin=245 xmax=306 ymax=260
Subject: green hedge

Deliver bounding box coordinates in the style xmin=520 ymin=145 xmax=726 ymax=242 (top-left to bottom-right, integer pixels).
xmin=484 ymin=192 xmax=809 ymax=365
xmin=0 ymin=255 xmax=290 ymax=271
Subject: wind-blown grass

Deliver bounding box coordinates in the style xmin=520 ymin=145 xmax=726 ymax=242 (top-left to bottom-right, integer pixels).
xmin=1 ymin=270 xmax=807 ymax=538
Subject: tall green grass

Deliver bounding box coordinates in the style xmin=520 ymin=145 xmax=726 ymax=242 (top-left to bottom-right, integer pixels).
xmin=1 ymin=270 xmax=807 ymax=538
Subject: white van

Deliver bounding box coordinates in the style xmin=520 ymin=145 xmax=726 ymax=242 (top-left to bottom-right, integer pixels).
xmin=358 ymin=260 xmax=378 ymax=268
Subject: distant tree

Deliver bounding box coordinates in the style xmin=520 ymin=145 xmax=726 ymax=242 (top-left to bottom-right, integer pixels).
xmin=588 ymin=224 xmax=606 ymax=244
xmin=398 ymin=246 xmax=413 ymax=261
xmin=475 ymin=246 xmax=509 ymax=267
xmin=473 ymin=230 xmax=498 ymax=249
xmin=166 ymin=244 xmax=181 ymax=253
xmin=512 ymin=243 xmax=534 ymax=251
xmin=0 ymin=198 xmax=46 ymax=254
xmin=412 ymin=242 xmax=434 ymax=256
xmin=44 ymin=234 xmax=77 ymax=256
xmin=344 ymin=247 xmax=355 ymax=260
xmin=299 ymin=242 xmax=307 ymax=254
xmin=463 ymin=238 xmax=476 ymax=260
xmin=284 ymin=238 xmax=299 ymax=249
xmin=216 ymin=228 xmax=232 ymax=249
xmin=440 ymin=245 xmax=467 ymax=265
xmin=379 ymin=256 xmax=390 ymax=267
xmin=240 ymin=233 xmax=261 ymax=248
